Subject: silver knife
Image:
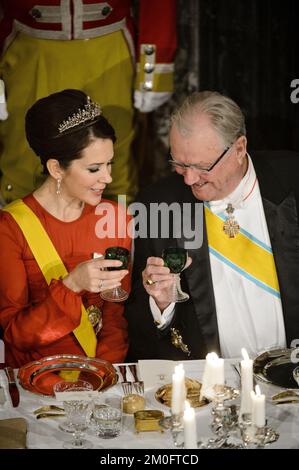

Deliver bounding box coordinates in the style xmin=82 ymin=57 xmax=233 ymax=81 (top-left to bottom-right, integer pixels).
xmin=4 ymin=366 xmax=20 ymax=407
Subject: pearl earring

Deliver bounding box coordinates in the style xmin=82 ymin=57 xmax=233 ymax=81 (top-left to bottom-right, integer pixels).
xmin=56 ymin=178 xmax=61 ymax=195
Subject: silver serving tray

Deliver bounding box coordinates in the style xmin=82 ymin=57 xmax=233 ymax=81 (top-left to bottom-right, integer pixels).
xmin=253 ymin=348 xmax=299 ymax=389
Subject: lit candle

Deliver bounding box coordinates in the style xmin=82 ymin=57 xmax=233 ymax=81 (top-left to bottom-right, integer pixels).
xmin=200 ymin=352 xmax=225 ymax=399
xmin=171 ymin=364 xmax=186 ymax=415
xmin=183 ymin=401 xmax=197 ymax=449
xmin=240 ymin=348 xmax=253 ymax=416
xmin=251 ymin=385 xmax=265 ymax=427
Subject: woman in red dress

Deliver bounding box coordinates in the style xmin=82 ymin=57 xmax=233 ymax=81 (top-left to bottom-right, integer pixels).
xmin=0 ymin=89 xmax=131 ymax=367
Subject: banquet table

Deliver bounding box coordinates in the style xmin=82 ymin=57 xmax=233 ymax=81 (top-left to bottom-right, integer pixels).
xmin=0 ymin=359 xmax=299 ymax=450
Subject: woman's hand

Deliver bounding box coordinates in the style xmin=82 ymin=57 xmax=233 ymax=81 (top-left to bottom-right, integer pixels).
xmin=62 ymin=258 xmax=129 ymax=293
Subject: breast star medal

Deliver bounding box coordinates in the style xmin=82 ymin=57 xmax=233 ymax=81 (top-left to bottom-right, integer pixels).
xmin=223 ymin=203 xmax=240 ymax=238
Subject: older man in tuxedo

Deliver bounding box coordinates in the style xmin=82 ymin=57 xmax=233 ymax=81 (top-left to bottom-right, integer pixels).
xmin=125 ymin=91 xmax=299 ymax=361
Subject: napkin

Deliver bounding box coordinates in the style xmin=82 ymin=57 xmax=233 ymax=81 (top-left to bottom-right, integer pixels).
xmin=0 ymin=417 xmax=27 ymax=449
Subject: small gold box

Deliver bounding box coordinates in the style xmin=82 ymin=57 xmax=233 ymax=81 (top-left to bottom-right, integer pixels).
xmin=134 ymin=410 xmax=164 ymax=433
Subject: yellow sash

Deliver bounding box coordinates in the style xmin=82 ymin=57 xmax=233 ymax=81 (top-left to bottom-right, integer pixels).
xmin=204 ymin=205 xmax=280 ymax=297
xmin=3 ymin=199 xmax=97 ymax=357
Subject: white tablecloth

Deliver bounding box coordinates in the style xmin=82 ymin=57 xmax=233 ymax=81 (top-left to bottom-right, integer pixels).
xmin=0 ymin=360 xmax=299 ymax=449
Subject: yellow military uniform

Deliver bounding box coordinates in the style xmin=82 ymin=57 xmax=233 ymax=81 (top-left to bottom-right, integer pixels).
xmin=0 ymin=0 xmax=177 ymax=204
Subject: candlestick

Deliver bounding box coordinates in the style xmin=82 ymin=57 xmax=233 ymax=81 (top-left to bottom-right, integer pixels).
xmin=239 ymin=348 xmax=253 ymax=416
xmin=251 ymin=385 xmax=265 ymax=427
xmin=183 ymin=401 xmax=197 ymax=449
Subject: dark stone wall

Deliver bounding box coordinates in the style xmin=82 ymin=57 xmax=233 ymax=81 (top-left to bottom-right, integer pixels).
xmin=136 ymin=0 xmax=299 ymax=187
xmin=199 ymin=0 xmax=299 ymax=152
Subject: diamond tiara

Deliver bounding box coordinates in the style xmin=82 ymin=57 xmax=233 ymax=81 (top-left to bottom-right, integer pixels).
xmin=58 ymin=96 xmax=102 ymax=134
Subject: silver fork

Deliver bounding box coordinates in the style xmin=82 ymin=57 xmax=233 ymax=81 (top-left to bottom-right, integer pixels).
xmin=118 ymin=365 xmax=132 ymax=395
xmin=129 ymin=364 xmax=144 ymax=395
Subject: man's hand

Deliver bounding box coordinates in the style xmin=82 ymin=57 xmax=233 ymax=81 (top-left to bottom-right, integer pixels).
xmin=142 ymin=256 xmax=192 ymax=311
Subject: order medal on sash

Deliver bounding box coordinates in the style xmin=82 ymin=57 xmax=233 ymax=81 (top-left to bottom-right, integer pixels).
xmin=86 ymin=305 xmax=103 ymax=336
xmin=223 ymin=203 xmax=240 ymax=238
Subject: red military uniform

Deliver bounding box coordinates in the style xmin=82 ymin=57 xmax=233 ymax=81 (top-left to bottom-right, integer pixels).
xmin=0 ymin=0 xmax=176 ymax=203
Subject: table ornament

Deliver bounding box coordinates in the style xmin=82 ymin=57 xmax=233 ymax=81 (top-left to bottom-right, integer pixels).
xmin=134 ymin=410 xmax=164 ymax=433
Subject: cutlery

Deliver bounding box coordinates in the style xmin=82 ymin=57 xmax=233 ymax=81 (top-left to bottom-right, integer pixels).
xmin=272 ymin=390 xmax=299 ymax=401
xmin=273 ymin=399 xmax=299 ymax=405
xmin=231 ymin=363 xmax=257 ymax=386
xmin=118 ymin=365 xmax=132 ymax=395
xmin=36 ymin=412 xmax=66 ymax=419
xmin=0 ymin=386 xmax=6 ymax=405
xmin=4 ymin=366 xmax=20 ymax=407
xmin=128 ymin=364 xmax=144 ymax=395
xmin=231 ymin=363 xmax=241 ymax=386
xmin=33 ymin=405 xmax=65 ymax=414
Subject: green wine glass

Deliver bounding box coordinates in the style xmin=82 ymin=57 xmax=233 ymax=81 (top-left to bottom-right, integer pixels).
xmin=162 ymin=247 xmax=189 ymax=303
xmin=100 ymin=246 xmax=130 ymax=302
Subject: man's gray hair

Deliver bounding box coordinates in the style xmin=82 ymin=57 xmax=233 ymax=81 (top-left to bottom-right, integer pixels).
xmin=170 ymin=91 xmax=246 ymax=147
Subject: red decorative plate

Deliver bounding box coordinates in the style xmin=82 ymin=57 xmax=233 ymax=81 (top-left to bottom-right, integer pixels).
xmin=18 ymin=354 xmax=118 ymax=396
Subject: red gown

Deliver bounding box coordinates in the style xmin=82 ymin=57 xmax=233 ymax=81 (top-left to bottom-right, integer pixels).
xmin=0 ymin=194 xmax=131 ymax=367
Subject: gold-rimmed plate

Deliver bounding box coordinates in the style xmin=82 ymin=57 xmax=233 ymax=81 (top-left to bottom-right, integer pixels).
xmin=155 ymin=378 xmax=210 ymax=408
xmin=18 ymin=354 xmax=118 ymax=396
xmin=253 ymin=348 xmax=299 ymax=389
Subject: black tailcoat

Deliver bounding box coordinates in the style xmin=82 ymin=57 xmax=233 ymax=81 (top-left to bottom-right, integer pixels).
xmin=125 ymin=151 xmax=299 ymax=360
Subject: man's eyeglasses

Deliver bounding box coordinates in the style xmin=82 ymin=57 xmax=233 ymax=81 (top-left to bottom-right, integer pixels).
xmin=169 ymin=146 xmax=231 ymax=174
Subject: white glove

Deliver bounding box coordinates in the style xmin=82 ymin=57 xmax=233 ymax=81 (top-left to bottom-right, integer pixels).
xmin=0 ymin=79 xmax=8 ymax=120
xmin=134 ymin=90 xmax=172 ymax=113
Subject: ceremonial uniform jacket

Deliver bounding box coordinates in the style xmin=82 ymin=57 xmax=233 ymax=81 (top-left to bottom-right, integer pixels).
xmin=0 ymin=0 xmax=177 ymax=107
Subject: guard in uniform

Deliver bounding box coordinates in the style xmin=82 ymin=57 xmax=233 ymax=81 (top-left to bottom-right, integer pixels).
xmin=0 ymin=0 xmax=176 ymax=204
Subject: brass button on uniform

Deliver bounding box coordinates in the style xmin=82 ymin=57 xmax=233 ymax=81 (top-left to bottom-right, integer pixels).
xmin=6 ymin=184 xmax=13 ymax=191
xmin=144 ymin=63 xmax=155 ymax=73
xmin=102 ymin=6 xmax=112 ymax=16
xmin=30 ymin=8 xmax=42 ymax=19
xmin=143 ymin=81 xmax=153 ymax=91
xmin=144 ymin=45 xmax=155 ymax=55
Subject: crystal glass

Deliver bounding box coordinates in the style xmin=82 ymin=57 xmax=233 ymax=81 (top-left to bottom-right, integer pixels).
xmin=94 ymin=405 xmax=122 ymax=439
xmin=100 ymin=246 xmax=130 ymax=302
xmin=54 ymin=380 xmax=93 ymax=449
xmin=162 ymin=247 xmax=189 ymax=303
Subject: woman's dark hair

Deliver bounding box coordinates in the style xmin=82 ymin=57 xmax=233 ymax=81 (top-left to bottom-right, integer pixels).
xmin=25 ymin=89 xmax=116 ymax=174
